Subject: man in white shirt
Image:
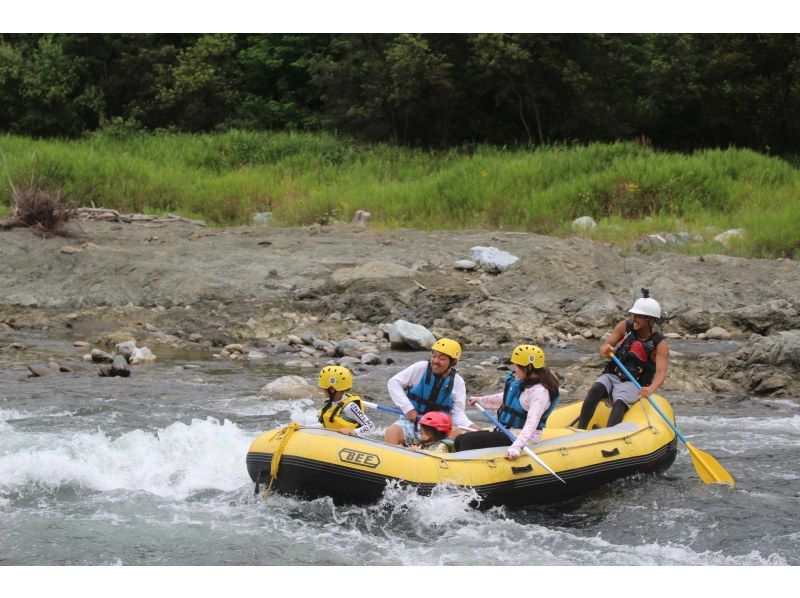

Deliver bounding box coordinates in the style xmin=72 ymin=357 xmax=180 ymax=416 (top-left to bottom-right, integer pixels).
xmin=384 ymin=338 xmax=479 ymax=446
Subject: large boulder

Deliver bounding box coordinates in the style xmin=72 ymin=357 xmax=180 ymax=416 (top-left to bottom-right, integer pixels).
xmin=716 ymin=330 xmax=800 ymax=395
xmin=388 ymin=319 xmax=436 ymax=350
xmin=260 ymin=375 xmax=316 ymax=399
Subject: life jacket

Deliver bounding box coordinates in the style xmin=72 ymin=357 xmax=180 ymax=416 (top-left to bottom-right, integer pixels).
xmin=603 ymin=320 xmax=665 ymax=385
xmin=496 ymin=373 xmax=559 ymax=430
xmin=407 ymin=364 xmax=455 ymax=415
xmin=317 ymin=394 xmax=363 ymax=431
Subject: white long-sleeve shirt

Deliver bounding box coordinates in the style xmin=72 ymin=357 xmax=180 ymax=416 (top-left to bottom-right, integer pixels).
xmin=387 ymin=361 xmax=475 ymax=430
xmin=473 ymin=383 xmax=550 ymax=457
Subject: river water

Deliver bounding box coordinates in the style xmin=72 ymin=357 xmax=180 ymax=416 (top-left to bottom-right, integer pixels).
xmin=1 ymin=332 xmax=798 ymax=566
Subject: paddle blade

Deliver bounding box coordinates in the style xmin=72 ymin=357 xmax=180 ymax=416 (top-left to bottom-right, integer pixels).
xmin=686 ymin=442 xmax=735 ymax=487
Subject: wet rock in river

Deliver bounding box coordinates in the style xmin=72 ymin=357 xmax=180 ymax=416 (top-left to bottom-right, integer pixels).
xmin=261 ymin=375 xmax=315 ymax=399
xmin=224 ymin=343 xmax=245 ymax=354
xmin=130 ymin=347 xmax=156 ymax=365
xmin=115 ymin=340 xmax=138 ymax=361
xmin=73 ymin=340 xmax=90 ymax=348
xmin=91 ymin=349 xmax=114 ymax=363
xmin=360 ymin=352 xmax=382 ymax=365
xmin=28 ymin=364 xmax=57 ymax=377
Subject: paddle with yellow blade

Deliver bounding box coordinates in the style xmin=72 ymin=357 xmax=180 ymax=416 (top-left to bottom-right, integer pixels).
xmin=610 ymin=354 xmax=735 ymax=487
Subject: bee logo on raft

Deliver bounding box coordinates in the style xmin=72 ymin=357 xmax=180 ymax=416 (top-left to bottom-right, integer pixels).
xmin=338 ymin=448 xmax=381 ymax=468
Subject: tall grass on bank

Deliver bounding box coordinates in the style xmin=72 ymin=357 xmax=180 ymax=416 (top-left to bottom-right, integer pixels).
xmin=1 ymin=130 xmax=799 ymax=258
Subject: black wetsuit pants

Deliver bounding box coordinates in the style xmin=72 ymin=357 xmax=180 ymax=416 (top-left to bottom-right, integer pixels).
xmin=577 ymin=382 xmax=629 ymax=429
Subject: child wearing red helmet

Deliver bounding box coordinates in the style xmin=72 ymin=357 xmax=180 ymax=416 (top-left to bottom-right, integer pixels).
xmin=411 ymin=411 xmax=453 ymax=454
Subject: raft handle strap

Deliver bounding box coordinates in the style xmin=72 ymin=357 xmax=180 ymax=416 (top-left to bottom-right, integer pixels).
xmin=262 ymin=422 xmax=300 ymax=501
xmin=511 ymin=464 xmax=533 ymax=474
xmin=601 ymin=447 xmax=620 ymax=457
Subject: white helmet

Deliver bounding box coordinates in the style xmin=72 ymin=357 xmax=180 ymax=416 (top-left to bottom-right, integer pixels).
xmin=629 ymin=297 xmax=661 ymax=319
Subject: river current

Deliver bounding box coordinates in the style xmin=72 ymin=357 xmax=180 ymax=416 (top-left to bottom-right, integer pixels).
xmin=1 ymin=333 xmax=798 ymax=566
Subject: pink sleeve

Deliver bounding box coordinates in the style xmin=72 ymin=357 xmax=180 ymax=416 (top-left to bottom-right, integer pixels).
xmin=510 ymin=385 xmax=550 ymax=452
xmin=472 ymin=392 xmax=503 ymax=409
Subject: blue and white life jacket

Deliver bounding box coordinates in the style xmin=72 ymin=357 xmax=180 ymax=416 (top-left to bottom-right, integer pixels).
xmin=407 ymin=364 xmax=455 ymax=415
xmin=496 ymin=373 xmax=560 ymax=430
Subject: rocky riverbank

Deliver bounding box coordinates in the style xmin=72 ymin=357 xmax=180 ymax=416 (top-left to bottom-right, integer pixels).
xmin=2 ymin=220 xmax=799 ymax=399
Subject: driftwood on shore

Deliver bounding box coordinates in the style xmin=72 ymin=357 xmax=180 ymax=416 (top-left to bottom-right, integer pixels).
xmin=74 ymin=208 xmax=206 ymax=227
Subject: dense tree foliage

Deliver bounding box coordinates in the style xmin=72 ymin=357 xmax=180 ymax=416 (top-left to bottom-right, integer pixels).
xmin=1 ymin=33 xmax=799 ymax=152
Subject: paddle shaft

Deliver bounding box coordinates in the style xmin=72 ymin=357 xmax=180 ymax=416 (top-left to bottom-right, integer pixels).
xmin=609 ymin=354 xmax=688 ymax=443
xmin=360 ymin=400 xmax=486 ymax=432
xmin=473 ymin=403 xmax=565 ymax=483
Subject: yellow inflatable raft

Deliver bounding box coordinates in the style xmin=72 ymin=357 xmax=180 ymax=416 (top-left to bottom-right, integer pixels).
xmin=246 ymin=395 xmax=678 ymax=509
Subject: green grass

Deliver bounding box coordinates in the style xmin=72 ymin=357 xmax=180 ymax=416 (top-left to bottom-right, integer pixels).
xmin=1 ymin=130 xmax=799 ymax=259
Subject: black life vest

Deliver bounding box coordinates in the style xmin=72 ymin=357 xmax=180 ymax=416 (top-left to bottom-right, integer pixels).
xmin=603 ymin=320 xmax=665 ymax=385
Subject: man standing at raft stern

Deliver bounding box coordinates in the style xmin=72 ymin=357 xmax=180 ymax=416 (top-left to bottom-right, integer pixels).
xmin=577 ymin=289 xmax=669 ymax=429
xmin=384 ymin=338 xmax=479 ymax=446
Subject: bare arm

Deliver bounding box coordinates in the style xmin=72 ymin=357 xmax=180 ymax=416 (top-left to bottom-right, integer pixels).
xmin=600 ymin=320 xmax=628 ymax=356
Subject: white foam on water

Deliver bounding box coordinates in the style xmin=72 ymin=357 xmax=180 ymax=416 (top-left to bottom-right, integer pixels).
xmin=0 ymin=417 xmax=253 ymax=500
xmin=679 ymin=414 xmax=800 ymax=434
xmin=223 ymin=396 xmax=316 ymax=421
xmin=762 ymin=399 xmax=800 ymax=410
xmin=0 ymin=409 xmax=30 ymax=422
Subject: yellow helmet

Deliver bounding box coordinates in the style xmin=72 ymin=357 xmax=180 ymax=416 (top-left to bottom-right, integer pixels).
xmin=431 ymin=338 xmax=462 ymax=363
xmin=510 ymin=344 xmax=545 ymax=369
xmin=317 ymin=365 xmax=353 ymax=392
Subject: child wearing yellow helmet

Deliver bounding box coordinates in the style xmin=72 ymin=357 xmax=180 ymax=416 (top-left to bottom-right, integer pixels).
xmin=455 ymin=344 xmax=560 ymax=459
xmin=316 ymin=365 xmax=375 ymax=436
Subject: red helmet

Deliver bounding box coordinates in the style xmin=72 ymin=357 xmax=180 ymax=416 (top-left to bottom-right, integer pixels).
xmin=418 ymin=411 xmax=452 ymax=433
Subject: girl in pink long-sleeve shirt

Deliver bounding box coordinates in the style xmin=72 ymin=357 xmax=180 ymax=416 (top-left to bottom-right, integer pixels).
xmin=454 ymin=344 xmax=559 ymax=459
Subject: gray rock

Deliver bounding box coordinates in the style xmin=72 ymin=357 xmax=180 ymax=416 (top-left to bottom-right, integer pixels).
xmin=300 ymin=332 xmax=316 ymax=345
xmin=331 ymin=261 xmax=415 ymax=287
xmin=275 ymin=342 xmax=299 ymax=354
xmin=454 ymin=259 xmax=478 ymax=271
xmin=571 ymin=216 xmax=597 ymax=233
xmin=224 ymin=343 xmax=245 ymax=354
xmin=260 ymin=375 xmax=315 ymax=399
xmin=714 ymin=228 xmax=745 ymax=249
xmin=360 ymin=352 xmax=382 ymax=365
xmin=115 ymin=340 xmax=138 ymax=360
xmin=188 ymin=333 xmax=204 ymax=343
xmin=335 ymin=339 xmax=361 ymax=356
xmin=351 ymin=210 xmax=371 ymax=227
xmin=130 ymin=347 xmax=156 ymax=364
xmin=251 ymin=212 xmax=273 ymax=226
xmin=388 ymin=319 xmax=436 ymax=350
xmin=28 ymin=364 xmax=57 ymax=377
xmin=338 ymin=356 xmax=362 ymax=368
xmin=91 ymin=349 xmax=114 ymax=363
xmin=470 ymin=246 xmax=519 ymax=274
xmin=110 ymin=355 xmax=131 ymax=377
xmin=705 ymin=326 xmax=732 ymax=341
